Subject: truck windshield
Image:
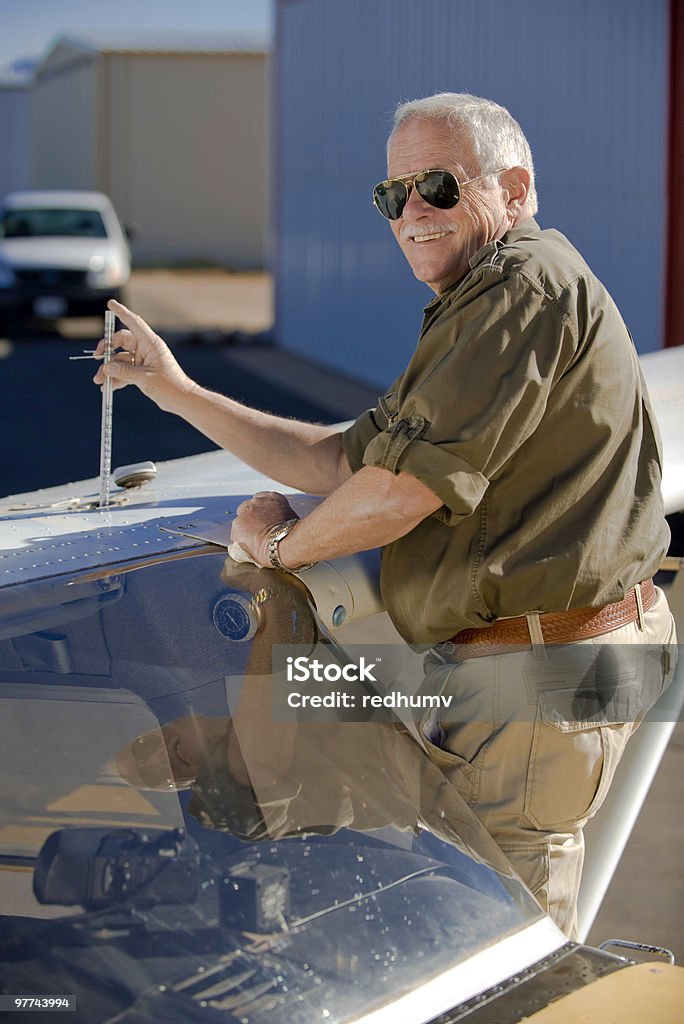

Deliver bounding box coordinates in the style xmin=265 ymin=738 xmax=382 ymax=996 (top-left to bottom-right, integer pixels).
xmin=1 ymin=208 xmax=108 ymax=239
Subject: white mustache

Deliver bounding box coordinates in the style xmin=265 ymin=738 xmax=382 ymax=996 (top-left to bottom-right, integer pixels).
xmin=399 ymin=223 xmax=457 ymax=242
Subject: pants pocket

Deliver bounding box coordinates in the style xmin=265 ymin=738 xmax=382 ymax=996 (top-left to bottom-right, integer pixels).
xmin=524 ymin=655 xmax=642 ymax=831
xmin=421 ymin=734 xmax=479 ymax=805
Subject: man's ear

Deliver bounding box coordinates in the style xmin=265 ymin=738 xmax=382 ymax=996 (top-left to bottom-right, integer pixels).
xmin=501 ymin=166 xmax=531 ymax=218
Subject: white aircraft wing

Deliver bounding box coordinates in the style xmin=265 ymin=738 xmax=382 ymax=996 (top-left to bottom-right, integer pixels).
xmin=641 ymin=345 xmax=684 ymax=516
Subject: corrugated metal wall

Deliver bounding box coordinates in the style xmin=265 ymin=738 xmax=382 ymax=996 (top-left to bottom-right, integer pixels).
xmin=0 ymin=85 xmax=31 ymax=199
xmin=105 ymin=53 xmax=270 ymax=267
xmin=28 ymin=43 xmax=270 ymax=268
xmin=275 ymin=0 xmax=669 ymax=386
xmin=32 ymin=54 xmax=99 ymax=190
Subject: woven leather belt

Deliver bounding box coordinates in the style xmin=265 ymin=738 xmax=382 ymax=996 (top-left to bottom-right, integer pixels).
xmin=447 ymin=579 xmax=656 ymax=652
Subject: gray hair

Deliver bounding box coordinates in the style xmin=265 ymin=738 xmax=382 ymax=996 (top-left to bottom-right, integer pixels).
xmin=389 ymin=92 xmax=538 ymax=215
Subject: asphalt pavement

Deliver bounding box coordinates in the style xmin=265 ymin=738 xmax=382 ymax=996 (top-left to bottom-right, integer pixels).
xmin=1 ymin=269 xmax=682 ymax=960
xmin=0 ymin=269 xmax=378 ymax=497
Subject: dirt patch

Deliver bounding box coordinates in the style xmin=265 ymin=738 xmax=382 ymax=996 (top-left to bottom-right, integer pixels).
xmin=126 ymin=269 xmax=273 ymax=332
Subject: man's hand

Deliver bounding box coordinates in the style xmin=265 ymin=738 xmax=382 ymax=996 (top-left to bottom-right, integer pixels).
xmin=92 ymin=299 xmax=197 ymax=411
xmin=231 ymin=491 xmax=299 ymax=567
xmin=93 ymin=297 xmax=348 ymax=497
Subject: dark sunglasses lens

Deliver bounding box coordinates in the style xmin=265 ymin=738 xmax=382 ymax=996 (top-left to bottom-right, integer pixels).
xmin=373 ymin=181 xmax=408 ymax=220
xmin=416 ymin=171 xmax=460 ymax=209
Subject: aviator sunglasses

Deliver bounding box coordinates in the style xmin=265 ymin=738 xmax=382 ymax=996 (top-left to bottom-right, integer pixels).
xmin=372 ymin=167 xmax=505 ymax=221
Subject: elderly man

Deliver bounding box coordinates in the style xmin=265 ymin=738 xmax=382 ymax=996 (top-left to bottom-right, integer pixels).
xmin=95 ymin=93 xmax=675 ymax=936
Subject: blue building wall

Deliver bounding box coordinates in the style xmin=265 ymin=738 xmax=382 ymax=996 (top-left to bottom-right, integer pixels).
xmin=274 ymin=0 xmax=669 ymax=387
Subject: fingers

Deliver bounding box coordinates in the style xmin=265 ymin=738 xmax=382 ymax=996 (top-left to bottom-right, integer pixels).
xmin=235 ymin=492 xmax=297 ymax=517
xmin=92 ymin=338 xmax=137 ymax=382
xmin=93 ymin=354 xmax=142 ymax=388
xmin=237 ymin=491 xmax=278 ymax=508
xmin=93 ymin=328 xmax=134 ymax=359
xmin=93 ymin=300 xmax=161 ymax=360
xmin=107 ymin=299 xmax=158 ymax=343
xmin=231 ymin=494 xmax=299 ymax=568
xmin=91 ymin=301 xmax=185 ymax=403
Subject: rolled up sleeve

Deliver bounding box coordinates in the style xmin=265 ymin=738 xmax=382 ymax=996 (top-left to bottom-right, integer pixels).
xmin=355 ymin=270 xmax=576 ymax=524
xmin=365 ymin=426 xmax=489 ymax=521
xmin=342 ymin=375 xmax=403 ymax=473
xmin=342 ymin=409 xmax=385 ymax=473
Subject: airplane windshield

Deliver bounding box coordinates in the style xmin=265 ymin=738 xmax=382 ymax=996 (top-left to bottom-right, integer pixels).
xmin=0 ymin=548 xmax=547 ymax=1023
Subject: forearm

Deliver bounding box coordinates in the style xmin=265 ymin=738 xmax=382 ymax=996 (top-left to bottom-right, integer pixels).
xmin=278 ymin=465 xmax=442 ymax=566
xmin=177 ymin=382 xmax=350 ymax=494
xmin=95 ymin=300 xmax=352 ymax=495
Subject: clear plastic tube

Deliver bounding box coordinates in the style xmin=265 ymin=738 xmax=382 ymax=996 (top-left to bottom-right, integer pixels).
xmin=98 ymin=310 xmax=115 ymax=508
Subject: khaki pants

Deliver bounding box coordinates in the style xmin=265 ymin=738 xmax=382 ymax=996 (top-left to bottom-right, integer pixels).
xmin=421 ymin=586 xmax=677 ymax=938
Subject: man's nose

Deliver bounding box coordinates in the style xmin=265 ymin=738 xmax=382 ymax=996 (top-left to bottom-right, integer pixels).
xmin=402 ymin=183 xmax=432 ymax=217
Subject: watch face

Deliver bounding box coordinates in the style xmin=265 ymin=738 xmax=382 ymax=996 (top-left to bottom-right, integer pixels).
xmin=212 ymin=594 xmax=258 ymax=642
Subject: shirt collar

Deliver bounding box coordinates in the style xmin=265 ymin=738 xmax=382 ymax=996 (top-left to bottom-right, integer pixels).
xmin=468 ymin=216 xmax=540 ymax=270
xmin=423 ymin=218 xmax=541 ymax=314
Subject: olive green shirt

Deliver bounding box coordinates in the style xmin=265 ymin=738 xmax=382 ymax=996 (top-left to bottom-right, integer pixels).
xmin=343 ymin=219 xmax=669 ymax=646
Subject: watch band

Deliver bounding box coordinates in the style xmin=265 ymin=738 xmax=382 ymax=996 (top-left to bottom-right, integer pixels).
xmin=267 ymin=519 xmax=315 ymax=572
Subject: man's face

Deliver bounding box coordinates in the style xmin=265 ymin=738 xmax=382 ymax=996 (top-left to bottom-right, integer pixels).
xmin=386 ymin=117 xmax=511 ymax=294
xmin=116 ymin=716 xmax=226 ymax=790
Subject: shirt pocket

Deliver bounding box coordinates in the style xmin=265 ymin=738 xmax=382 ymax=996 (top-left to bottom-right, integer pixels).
xmin=523 ymin=646 xmax=642 ymax=831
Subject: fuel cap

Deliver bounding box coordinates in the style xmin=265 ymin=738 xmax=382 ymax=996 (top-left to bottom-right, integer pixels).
xmin=113 ymin=461 xmax=157 ymax=488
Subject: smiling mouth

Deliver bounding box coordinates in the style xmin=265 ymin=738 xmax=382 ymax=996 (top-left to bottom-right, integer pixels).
xmin=412 ymin=231 xmax=451 ymax=243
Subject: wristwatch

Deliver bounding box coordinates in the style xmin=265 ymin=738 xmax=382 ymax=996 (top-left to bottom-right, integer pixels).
xmin=267 ymin=520 xmax=315 ymax=572
xmin=212 ymin=587 xmax=275 ymax=642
